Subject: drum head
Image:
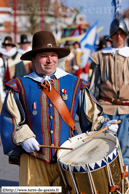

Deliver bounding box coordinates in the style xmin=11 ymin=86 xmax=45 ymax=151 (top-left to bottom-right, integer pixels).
xmin=57 ymin=132 xmax=118 ymax=172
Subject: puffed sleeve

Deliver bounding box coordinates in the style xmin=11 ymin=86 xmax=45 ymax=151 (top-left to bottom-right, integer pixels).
xmin=0 ymin=89 xmax=35 ymax=156
xmin=78 ymin=87 xmax=105 ymax=133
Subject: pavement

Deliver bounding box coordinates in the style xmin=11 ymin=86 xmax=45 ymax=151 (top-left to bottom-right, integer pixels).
xmin=0 ymin=137 xmax=19 ymax=194
xmin=0 ymin=115 xmax=81 ymax=194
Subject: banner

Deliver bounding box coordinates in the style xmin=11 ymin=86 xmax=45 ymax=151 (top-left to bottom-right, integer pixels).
xmin=79 ymin=21 xmax=98 ymax=67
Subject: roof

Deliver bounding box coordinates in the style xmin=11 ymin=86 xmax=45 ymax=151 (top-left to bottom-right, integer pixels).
xmin=0 ymin=0 xmax=10 ymax=8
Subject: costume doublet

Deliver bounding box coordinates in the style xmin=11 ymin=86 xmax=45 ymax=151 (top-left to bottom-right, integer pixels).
xmin=1 ymin=68 xmax=104 ymax=164
xmin=89 ymin=46 xmax=129 ymax=165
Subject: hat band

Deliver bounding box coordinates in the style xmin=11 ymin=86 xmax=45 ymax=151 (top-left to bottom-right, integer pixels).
xmin=32 ymin=45 xmax=58 ymax=49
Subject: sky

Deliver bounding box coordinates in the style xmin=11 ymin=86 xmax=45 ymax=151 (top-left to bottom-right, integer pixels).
xmin=60 ymin=0 xmax=129 ymax=36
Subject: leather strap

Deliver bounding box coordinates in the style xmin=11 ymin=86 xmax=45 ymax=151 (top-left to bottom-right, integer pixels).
xmin=100 ymin=97 xmax=129 ymax=106
xmin=38 ymin=82 xmax=77 ymax=131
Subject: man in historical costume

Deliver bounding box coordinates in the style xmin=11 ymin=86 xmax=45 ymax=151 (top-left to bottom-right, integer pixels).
xmin=89 ymin=12 xmax=129 ymax=172
xmin=0 ymin=31 xmax=118 ymax=193
xmin=18 ymin=34 xmax=34 ymax=74
xmin=0 ymin=36 xmax=27 ymax=82
xmin=0 ymin=57 xmax=5 ymax=113
xmin=64 ymin=41 xmax=74 ymax=73
xmin=70 ymin=41 xmax=84 ymax=76
xmin=18 ymin=34 xmax=32 ymax=55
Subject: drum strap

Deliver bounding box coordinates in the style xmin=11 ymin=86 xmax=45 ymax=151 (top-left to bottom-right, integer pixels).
xmin=38 ymin=82 xmax=77 ymax=131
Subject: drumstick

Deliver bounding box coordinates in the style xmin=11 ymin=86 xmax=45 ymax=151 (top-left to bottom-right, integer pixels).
xmin=83 ymin=120 xmax=121 ymax=142
xmin=39 ymin=145 xmax=73 ymax=150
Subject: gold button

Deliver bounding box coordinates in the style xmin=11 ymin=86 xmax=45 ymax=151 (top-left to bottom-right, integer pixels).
xmin=49 ymin=104 xmax=52 ymax=107
xmin=52 ymin=158 xmax=55 ymax=161
xmin=50 ymin=116 xmax=53 ymax=119
xmin=51 ymin=144 xmax=54 ymax=146
xmin=50 ymin=130 xmax=53 ymax=134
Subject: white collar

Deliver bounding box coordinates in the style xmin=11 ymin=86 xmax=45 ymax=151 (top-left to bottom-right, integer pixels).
xmin=0 ymin=47 xmax=17 ymax=57
xmin=24 ymin=67 xmax=69 ymax=83
xmin=74 ymin=48 xmax=82 ymax=52
xmin=102 ymin=46 xmax=129 ymax=57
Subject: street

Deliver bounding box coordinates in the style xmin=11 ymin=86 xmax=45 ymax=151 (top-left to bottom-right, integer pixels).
xmin=0 ymin=137 xmax=19 ymax=194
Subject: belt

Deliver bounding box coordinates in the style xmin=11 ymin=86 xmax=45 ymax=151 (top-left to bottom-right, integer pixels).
xmin=100 ymin=97 xmax=129 ymax=106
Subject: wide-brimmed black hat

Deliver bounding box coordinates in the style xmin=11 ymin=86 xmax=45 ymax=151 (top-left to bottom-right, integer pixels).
xmin=2 ymin=36 xmax=16 ymax=47
xmin=21 ymin=31 xmax=70 ymax=60
xmin=18 ymin=34 xmax=31 ymax=44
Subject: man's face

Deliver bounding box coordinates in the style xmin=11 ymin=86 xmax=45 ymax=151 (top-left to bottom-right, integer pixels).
xmin=4 ymin=44 xmax=13 ymax=51
xmin=111 ymin=29 xmax=127 ymax=48
xmin=21 ymin=43 xmax=29 ymax=51
xmin=74 ymin=43 xmax=80 ymax=49
xmin=32 ymin=52 xmax=58 ymax=76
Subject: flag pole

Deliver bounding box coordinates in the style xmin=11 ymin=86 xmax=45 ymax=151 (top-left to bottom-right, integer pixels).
xmin=40 ymin=0 xmax=44 ymax=30
xmin=14 ymin=0 xmax=17 ymax=44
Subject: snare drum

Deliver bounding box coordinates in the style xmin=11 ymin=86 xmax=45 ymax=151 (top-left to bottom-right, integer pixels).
xmin=57 ymin=132 xmax=129 ymax=194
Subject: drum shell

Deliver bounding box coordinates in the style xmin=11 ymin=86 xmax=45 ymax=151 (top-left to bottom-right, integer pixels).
xmin=61 ymin=156 xmax=128 ymax=194
xmin=57 ymin=132 xmax=129 ymax=194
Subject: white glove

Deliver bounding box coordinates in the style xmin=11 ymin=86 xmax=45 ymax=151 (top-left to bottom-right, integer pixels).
xmin=104 ymin=120 xmax=118 ymax=135
xmin=21 ymin=137 xmax=40 ymax=153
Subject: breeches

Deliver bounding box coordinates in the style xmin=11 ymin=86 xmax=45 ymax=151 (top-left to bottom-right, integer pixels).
xmin=19 ymin=153 xmax=65 ymax=194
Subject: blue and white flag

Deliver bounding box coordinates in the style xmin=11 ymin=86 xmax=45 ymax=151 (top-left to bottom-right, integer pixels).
xmin=79 ymin=21 xmax=98 ymax=67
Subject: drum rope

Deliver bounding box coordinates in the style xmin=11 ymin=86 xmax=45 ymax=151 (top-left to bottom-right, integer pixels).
xmin=86 ymin=164 xmax=97 ymax=194
xmin=104 ymin=157 xmax=114 ymax=194
xmin=115 ymin=137 xmax=125 ymax=194
xmin=57 ymin=159 xmax=71 ymax=194
xmin=104 ymin=155 xmax=122 ymax=194
xmin=104 ymin=157 xmax=122 ymax=194
xmin=116 ymin=146 xmax=125 ymax=194
xmin=68 ymin=164 xmax=79 ymax=194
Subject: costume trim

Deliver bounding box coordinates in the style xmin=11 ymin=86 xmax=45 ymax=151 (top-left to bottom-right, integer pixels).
xmin=15 ymin=78 xmax=31 ymax=128
xmin=6 ymin=79 xmax=19 ymax=92
xmin=80 ymin=79 xmax=89 ymax=89
xmin=70 ymin=77 xmax=80 ymax=137
xmin=41 ymin=89 xmax=50 ymax=162
xmin=37 ymin=78 xmax=61 ymax=162
xmin=53 ymin=79 xmax=60 ymax=149
xmin=89 ymin=89 xmax=101 ymax=106
xmin=11 ymin=115 xmax=18 ymax=145
xmin=70 ymin=77 xmax=80 ymax=117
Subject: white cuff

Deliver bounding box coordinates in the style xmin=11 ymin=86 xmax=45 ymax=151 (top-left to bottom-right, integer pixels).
xmin=13 ymin=124 xmax=36 ymax=145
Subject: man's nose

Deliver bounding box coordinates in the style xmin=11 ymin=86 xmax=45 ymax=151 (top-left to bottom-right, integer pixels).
xmin=47 ymin=56 xmax=52 ymax=62
xmin=117 ymin=33 xmax=121 ymax=38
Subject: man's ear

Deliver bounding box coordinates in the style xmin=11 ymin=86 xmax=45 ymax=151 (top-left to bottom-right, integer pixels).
xmin=109 ymin=37 xmax=112 ymax=41
xmin=31 ymin=57 xmax=34 ymax=64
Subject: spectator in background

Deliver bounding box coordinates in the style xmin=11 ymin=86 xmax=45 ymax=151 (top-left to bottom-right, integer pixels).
xmin=71 ymin=41 xmax=83 ymax=76
xmin=89 ymin=16 xmax=129 ymax=172
xmin=0 ymin=36 xmax=27 ymax=105
xmin=18 ymin=34 xmax=32 ymax=55
xmin=97 ymin=37 xmax=107 ymax=51
xmin=0 ymin=57 xmax=5 ymax=113
xmin=0 ymin=36 xmax=27 ymax=82
xmin=64 ymin=41 xmax=74 ymax=73
xmin=18 ymin=34 xmax=35 ymax=74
